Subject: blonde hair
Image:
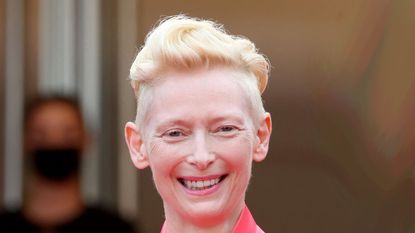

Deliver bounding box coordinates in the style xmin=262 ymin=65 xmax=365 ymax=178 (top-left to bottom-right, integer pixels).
xmin=129 ymin=15 xmax=270 ymax=127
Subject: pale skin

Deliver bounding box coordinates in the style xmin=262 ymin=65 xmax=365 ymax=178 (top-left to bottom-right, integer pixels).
xmin=125 ymin=68 xmax=272 ymax=233
xmin=24 ymin=102 xmax=87 ymax=229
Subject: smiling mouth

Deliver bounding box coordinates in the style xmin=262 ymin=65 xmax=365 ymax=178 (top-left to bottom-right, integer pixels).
xmin=178 ymin=175 xmax=228 ymax=191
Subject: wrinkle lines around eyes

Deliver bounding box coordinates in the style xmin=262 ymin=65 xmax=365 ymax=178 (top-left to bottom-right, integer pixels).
xmin=235 ymin=129 xmax=255 ymax=152
xmin=147 ymin=136 xmax=188 ymax=159
xmin=209 ymin=128 xmax=254 ymax=153
xmin=148 ymin=138 xmax=163 ymax=157
xmin=146 ymin=121 xmax=255 ymax=157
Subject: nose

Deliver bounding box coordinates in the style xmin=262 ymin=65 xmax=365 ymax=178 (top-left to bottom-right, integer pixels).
xmin=187 ymin=132 xmax=215 ymax=170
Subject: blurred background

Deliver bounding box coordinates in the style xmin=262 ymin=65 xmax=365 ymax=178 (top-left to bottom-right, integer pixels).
xmin=1 ymin=0 xmax=415 ymax=232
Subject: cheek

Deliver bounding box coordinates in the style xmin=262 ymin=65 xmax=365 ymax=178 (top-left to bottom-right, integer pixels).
xmin=212 ymin=134 xmax=254 ymax=170
xmin=147 ymin=140 xmax=189 ymax=178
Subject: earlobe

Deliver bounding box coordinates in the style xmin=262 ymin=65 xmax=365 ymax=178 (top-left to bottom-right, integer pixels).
xmin=253 ymin=113 xmax=272 ymax=162
xmin=125 ymin=122 xmax=149 ymax=169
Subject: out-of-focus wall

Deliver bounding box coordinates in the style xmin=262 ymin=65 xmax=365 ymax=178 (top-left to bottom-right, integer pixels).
xmin=3 ymin=0 xmax=24 ymax=210
xmin=24 ymin=0 xmax=39 ymax=100
xmin=0 ymin=0 xmax=5 ymax=209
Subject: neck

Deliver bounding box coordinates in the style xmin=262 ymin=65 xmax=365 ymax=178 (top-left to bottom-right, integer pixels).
xmin=163 ymin=202 xmax=244 ymax=233
xmin=23 ymin=174 xmax=84 ymax=227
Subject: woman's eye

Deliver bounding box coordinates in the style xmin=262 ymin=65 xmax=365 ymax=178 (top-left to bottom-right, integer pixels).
xmin=164 ymin=130 xmax=185 ymax=138
xmin=219 ymin=126 xmax=236 ymax=132
xmin=168 ymin=131 xmax=181 ymax=137
xmin=215 ymin=125 xmax=240 ymax=135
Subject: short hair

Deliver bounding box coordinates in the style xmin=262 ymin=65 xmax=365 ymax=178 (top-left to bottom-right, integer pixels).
xmin=129 ymin=15 xmax=270 ymax=128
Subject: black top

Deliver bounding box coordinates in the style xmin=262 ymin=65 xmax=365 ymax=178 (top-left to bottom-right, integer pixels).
xmin=0 ymin=207 xmax=135 ymax=233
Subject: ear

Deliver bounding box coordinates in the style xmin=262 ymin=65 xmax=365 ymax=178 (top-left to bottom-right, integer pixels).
xmin=253 ymin=113 xmax=272 ymax=162
xmin=125 ymin=122 xmax=149 ymax=169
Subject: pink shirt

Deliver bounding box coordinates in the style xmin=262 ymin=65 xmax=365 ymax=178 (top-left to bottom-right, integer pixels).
xmin=160 ymin=205 xmax=264 ymax=233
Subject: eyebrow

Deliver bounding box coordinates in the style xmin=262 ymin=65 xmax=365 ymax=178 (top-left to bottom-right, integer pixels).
xmin=154 ymin=119 xmax=192 ymax=133
xmin=207 ymin=114 xmax=245 ymax=125
xmin=154 ymin=112 xmax=246 ymax=131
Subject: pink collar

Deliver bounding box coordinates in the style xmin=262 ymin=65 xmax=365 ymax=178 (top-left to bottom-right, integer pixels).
xmin=160 ymin=205 xmax=264 ymax=233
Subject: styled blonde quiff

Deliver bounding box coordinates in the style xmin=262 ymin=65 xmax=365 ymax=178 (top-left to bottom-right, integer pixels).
xmin=129 ymin=15 xmax=270 ymax=127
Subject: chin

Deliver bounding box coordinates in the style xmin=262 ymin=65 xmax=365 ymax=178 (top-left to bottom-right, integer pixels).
xmin=183 ymin=207 xmax=229 ymax=227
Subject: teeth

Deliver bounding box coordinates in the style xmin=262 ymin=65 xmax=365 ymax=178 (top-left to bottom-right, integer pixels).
xmin=196 ymin=181 xmax=203 ymax=188
xmin=181 ymin=177 xmax=222 ymax=190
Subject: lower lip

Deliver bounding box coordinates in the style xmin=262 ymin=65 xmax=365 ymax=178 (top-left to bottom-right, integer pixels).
xmin=180 ymin=179 xmax=224 ymax=196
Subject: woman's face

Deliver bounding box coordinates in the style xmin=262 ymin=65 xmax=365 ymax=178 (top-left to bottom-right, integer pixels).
xmin=126 ymin=68 xmax=270 ymax=225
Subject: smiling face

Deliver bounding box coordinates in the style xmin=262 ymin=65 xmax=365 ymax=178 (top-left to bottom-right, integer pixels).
xmin=125 ymin=68 xmax=271 ymax=227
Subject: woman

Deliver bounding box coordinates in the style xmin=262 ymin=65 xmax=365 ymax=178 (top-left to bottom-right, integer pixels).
xmin=125 ymin=15 xmax=272 ymax=233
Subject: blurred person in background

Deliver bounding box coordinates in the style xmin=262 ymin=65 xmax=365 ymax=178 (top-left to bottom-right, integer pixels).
xmin=0 ymin=96 xmax=135 ymax=233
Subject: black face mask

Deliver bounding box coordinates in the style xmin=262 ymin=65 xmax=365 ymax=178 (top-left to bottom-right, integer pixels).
xmin=31 ymin=148 xmax=81 ymax=181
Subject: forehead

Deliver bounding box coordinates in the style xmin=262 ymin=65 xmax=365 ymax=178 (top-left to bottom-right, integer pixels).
xmin=145 ymin=68 xmax=252 ymax=124
xmin=27 ymin=102 xmax=83 ymax=130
